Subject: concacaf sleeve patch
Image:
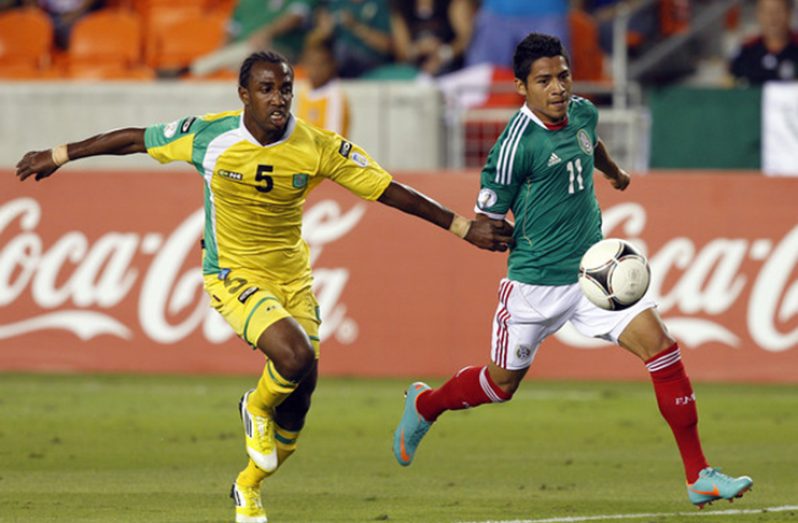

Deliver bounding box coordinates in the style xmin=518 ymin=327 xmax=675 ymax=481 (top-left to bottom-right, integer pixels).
xmin=338 ymin=140 xmax=352 ymax=158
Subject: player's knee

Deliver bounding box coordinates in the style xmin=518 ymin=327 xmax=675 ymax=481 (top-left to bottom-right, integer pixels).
xmin=278 ymin=342 xmax=315 ymax=381
xmin=490 ymin=374 xmax=521 ymax=398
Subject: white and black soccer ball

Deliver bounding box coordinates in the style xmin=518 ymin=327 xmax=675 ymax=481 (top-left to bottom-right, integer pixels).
xmin=578 ymin=238 xmax=650 ymax=311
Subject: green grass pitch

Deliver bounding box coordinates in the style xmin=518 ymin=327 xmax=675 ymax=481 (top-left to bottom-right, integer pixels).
xmin=0 ymin=373 xmax=796 ymax=523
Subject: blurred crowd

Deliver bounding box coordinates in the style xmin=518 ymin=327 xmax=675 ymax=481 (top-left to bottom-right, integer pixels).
xmin=2 ymin=0 xmax=795 ymax=86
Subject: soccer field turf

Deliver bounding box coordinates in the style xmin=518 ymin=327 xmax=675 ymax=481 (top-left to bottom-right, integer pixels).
xmin=1 ymin=374 xmax=796 ymax=523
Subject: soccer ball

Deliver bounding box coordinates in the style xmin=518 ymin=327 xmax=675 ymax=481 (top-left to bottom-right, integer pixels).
xmin=578 ymin=238 xmax=650 ymax=311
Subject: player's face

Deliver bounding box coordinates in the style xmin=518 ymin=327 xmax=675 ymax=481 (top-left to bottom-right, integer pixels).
xmin=515 ymin=56 xmax=572 ymax=124
xmin=239 ymin=60 xmax=294 ymax=143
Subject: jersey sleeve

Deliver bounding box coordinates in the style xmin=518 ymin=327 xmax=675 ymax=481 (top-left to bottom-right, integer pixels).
xmin=319 ymin=136 xmax=393 ymax=201
xmin=474 ymin=137 xmax=528 ymax=219
xmin=144 ymin=115 xmax=202 ymax=164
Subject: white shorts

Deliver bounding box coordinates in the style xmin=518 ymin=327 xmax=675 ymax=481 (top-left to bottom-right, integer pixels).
xmin=491 ymin=278 xmax=656 ymax=370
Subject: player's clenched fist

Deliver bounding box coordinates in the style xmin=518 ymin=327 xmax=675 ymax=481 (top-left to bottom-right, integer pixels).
xmin=465 ymin=216 xmax=514 ymax=252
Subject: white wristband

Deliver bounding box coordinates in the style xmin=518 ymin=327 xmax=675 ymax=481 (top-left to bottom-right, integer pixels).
xmin=51 ymin=144 xmax=69 ymax=166
xmin=449 ymin=214 xmax=471 ymax=239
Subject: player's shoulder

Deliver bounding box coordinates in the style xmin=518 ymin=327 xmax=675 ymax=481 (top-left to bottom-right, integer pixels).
xmin=568 ymin=95 xmax=598 ymax=126
xmin=294 ymin=115 xmax=347 ymax=148
xmin=569 ymin=95 xmax=597 ymax=115
xmin=193 ymin=110 xmax=242 ymax=132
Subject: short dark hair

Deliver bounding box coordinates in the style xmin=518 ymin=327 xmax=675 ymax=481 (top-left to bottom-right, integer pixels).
xmin=239 ymin=51 xmax=293 ymax=88
xmin=513 ymin=33 xmax=570 ymax=81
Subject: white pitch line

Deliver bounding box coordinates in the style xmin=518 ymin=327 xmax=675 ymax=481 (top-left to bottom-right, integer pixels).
xmin=459 ymin=505 xmax=798 ymax=523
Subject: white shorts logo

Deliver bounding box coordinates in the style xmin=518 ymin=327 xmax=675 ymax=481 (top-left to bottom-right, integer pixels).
xmin=477 ymin=188 xmax=498 ymax=210
xmin=515 ymin=344 xmax=532 ymax=360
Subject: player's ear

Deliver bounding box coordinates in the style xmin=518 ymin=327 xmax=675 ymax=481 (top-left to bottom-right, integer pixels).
xmin=514 ymin=78 xmax=527 ymax=97
xmin=238 ymin=85 xmax=250 ymax=106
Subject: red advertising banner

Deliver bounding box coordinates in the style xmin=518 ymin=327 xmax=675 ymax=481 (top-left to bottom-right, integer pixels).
xmin=0 ymin=169 xmax=796 ymax=382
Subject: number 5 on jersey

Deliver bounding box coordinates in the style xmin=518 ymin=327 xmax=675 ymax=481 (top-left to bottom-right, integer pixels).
xmin=255 ymin=164 xmax=274 ymax=193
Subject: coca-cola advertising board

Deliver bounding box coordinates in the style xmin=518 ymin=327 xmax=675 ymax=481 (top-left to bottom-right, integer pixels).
xmin=1 ymin=170 xmax=796 ymax=382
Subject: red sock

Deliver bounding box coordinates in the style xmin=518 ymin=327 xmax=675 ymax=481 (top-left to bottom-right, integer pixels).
xmin=646 ymin=343 xmax=709 ymax=483
xmin=417 ymin=366 xmax=512 ymax=422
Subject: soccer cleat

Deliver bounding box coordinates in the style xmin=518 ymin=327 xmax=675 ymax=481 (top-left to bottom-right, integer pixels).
xmin=239 ymin=389 xmax=278 ymax=472
xmin=687 ymin=467 xmax=753 ymax=508
xmin=393 ymin=382 xmax=432 ymax=466
xmin=230 ymin=481 xmax=267 ymax=523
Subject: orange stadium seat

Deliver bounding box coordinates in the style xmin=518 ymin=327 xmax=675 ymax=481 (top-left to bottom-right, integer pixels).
xmin=65 ymin=9 xmax=153 ymax=79
xmin=149 ymin=13 xmax=227 ymax=73
xmin=143 ymin=5 xmax=209 ymax=67
xmin=0 ymin=8 xmax=57 ymax=79
xmin=568 ymin=9 xmax=607 ymax=82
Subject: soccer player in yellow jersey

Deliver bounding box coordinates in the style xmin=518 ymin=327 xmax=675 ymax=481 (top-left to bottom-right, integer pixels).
xmin=15 ymin=51 xmax=514 ymax=523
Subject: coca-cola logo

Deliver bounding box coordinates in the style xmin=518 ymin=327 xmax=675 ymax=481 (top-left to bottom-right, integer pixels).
xmin=555 ymin=203 xmax=798 ymax=352
xmin=0 ymin=197 xmax=366 ymax=346
xmin=1 ymin=198 xmax=796 ymax=353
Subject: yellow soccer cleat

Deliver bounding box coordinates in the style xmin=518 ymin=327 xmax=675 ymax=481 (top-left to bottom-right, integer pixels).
xmin=230 ymin=481 xmax=267 ymax=523
xmin=239 ymin=389 xmax=278 ymax=472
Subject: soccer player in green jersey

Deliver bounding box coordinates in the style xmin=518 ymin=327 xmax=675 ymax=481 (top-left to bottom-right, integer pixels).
xmin=392 ymin=33 xmax=753 ymax=509
xmin=15 ymin=51 xmax=514 ymax=523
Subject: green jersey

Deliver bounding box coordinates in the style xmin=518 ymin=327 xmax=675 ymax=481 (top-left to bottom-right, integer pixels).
xmin=475 ymin=97 xmax=603 ymax=285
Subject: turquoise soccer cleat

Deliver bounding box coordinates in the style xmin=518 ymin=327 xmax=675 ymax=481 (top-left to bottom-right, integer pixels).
xmin=687 ymin=467 xmax=753 ymax=508
xmin=393 ymin=382 xmax=432 ymax=466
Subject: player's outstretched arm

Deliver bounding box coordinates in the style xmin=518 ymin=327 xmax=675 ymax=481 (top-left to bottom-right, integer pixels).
xmin=594 ymin=138 xmax=630 ymax=191
xmin=376 ymin=180 xmax=513 ymax=252
xmin=16 ymin=128 xmax=147 ymax=182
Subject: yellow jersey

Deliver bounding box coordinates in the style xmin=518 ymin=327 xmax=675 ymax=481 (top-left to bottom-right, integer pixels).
xmin=144 ymin=111 xmax=392 ymax=283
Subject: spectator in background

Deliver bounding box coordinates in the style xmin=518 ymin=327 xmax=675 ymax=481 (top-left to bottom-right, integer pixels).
xmin=1 ymin=0 xmax=24 ymax=11
xmin=191 ymin=0 xmax=315 ymax=77
xmin=465 ymin=0 xmax=570 ymax=68
xmin=26 ymin=0 xmax=103 ymax=49
xmin=389 ymin=0 xmax=475 ymax=77
xmin=295 ymin=38 xmax=350 ymax=136
xmin=575 ymin=0 xmax=660 ymax=56
xmin=730 ymin=0 xmax=798 ymax=84
xmin=306 ymin=0 xmax=392 ymax=78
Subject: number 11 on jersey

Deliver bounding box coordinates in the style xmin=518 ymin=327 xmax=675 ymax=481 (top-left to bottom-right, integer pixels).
xmin=567 ymin=158 xmax=584 ymax=194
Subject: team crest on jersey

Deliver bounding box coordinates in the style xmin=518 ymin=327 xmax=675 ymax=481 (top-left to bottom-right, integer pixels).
xmin=292 ymin=173 xmax=309 ymax=188
xmin=477 ymin=188 xmax=498 ymax=210
xmin=163 ymin=120 xmax=179 ymax=138
xmin=577 ymin=129 xmax=593 ymax=154
xmin=351 ymin=152 xmax=369 ymax=167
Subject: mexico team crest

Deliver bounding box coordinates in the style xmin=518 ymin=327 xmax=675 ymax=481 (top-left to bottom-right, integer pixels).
xmin=577 ymin=129 xmax=593 ymax=154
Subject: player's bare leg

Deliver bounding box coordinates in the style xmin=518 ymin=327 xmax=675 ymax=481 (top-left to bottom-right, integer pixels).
xmin=618 ymin=308 xmax=752 ymax=507
xmin=393 ymin=363 xmax=524 ymax=466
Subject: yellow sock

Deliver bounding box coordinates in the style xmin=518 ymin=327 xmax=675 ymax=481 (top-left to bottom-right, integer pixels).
xmin=236 ymin=459 xmax=268 ymax=487
xmin=235 ymin=426 xmax=301 ymax=487
xmin=275 ymin=425 xmax=300 ymax=464
xmin=247 ymin=360 xmax=298 ymax=417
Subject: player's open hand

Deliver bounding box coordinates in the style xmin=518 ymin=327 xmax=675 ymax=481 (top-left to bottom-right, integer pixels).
xmin=465 ymin=216 xmax=514 ymax=252
xmin=15 ymin=150 xmax=60 ymax=182
xmin=605 ymin=168 xmax=630 ymax=191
